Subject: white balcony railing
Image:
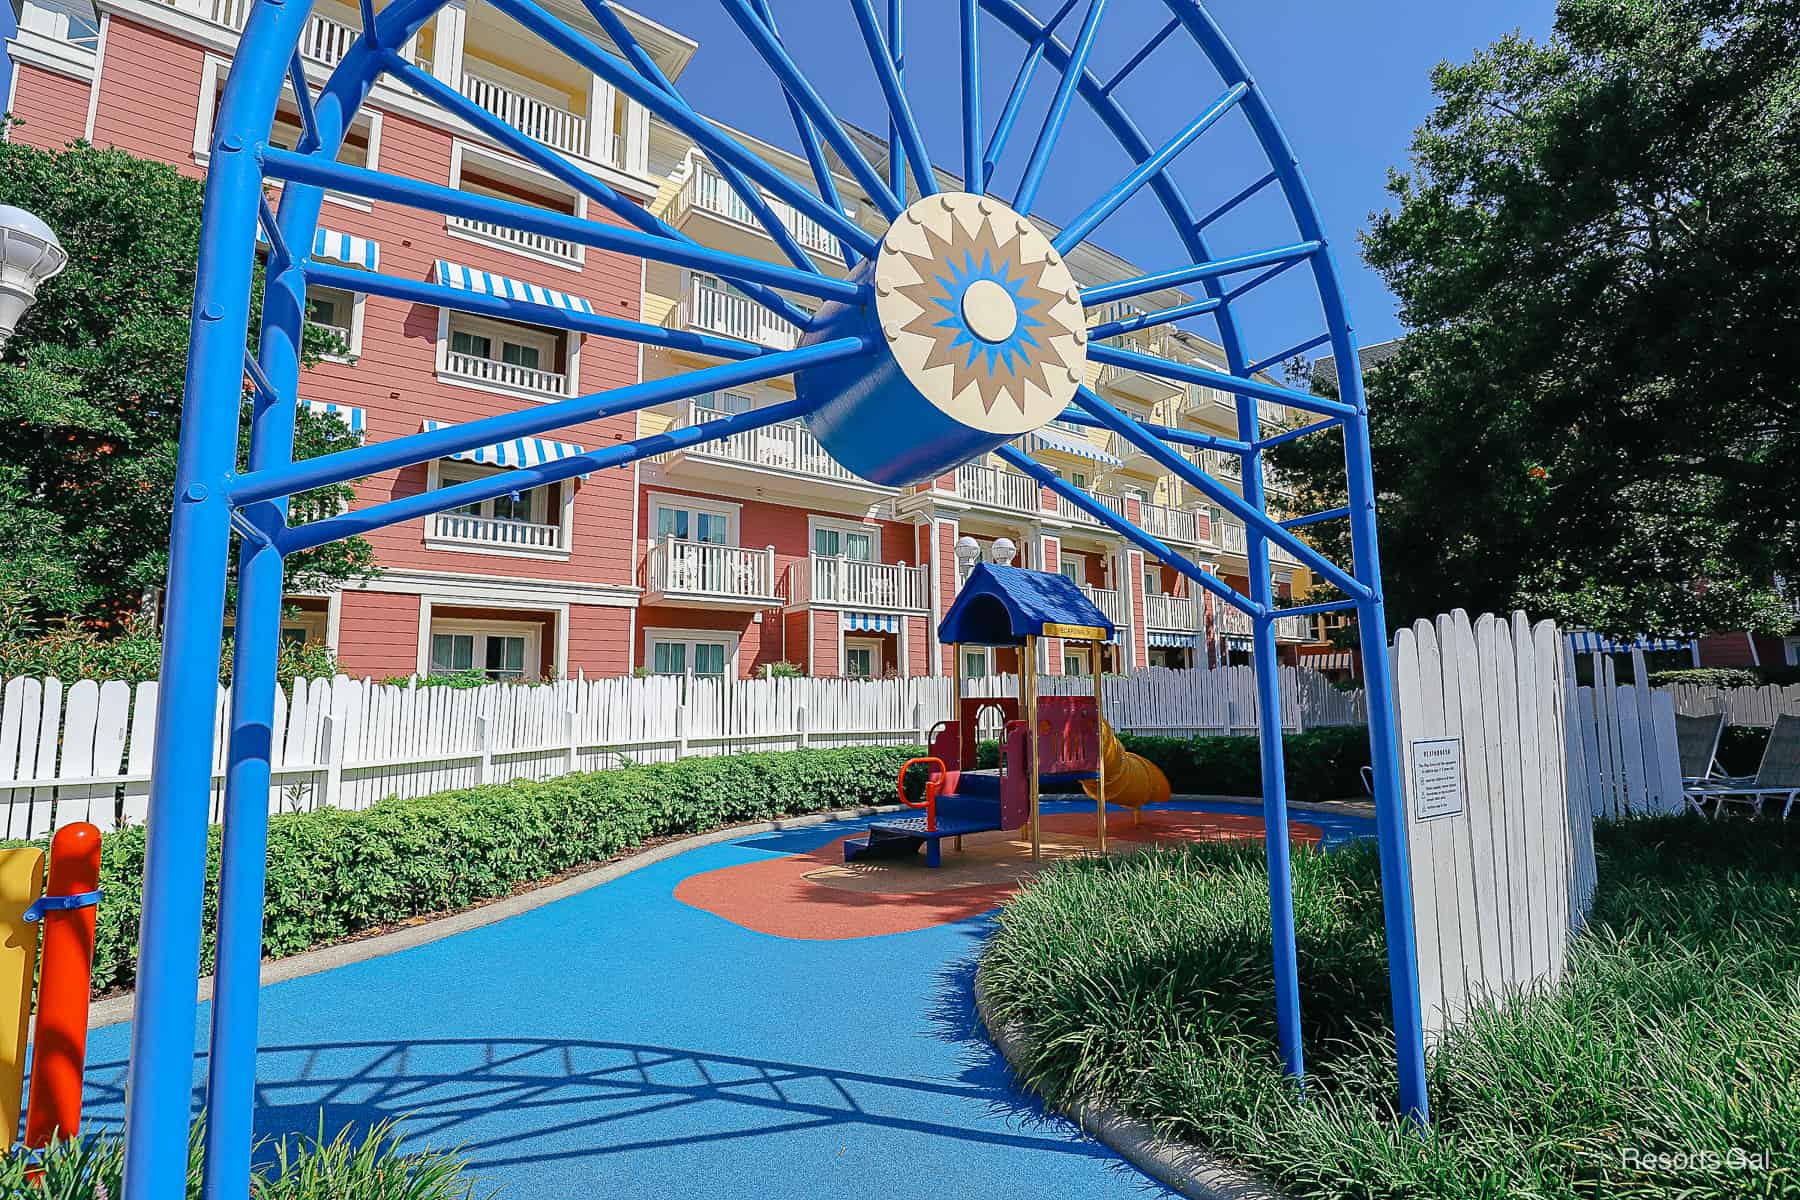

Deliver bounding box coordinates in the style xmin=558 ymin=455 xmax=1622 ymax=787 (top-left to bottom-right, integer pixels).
xmin=447 ymin=214 xmax=581 ymax=263
xmin=443 ymin=350 xmax=568 ymax=396
xmin=1216 ymin=604 xmax=1252 ymax=637
xmin=676 ymin=280 xmax=803 ymax=349
xmin=1049 ymin=487 xmax=1124 ymax=527
xmin=953 ymin=462 xmax=1041 ymax=516
xmin=460 ymin=70 xmax=587 ymax=157
xmin=1220 ymin=520 xmax=1247 ymax=555
xmin=1080 ymin=585 xmax=1129 ymax=629
xmin=645 ymin=537 xmax=779 ymax=601
xmin=1275 ymin=614 xmax=1314 ymax=642
xmin=1137 ymin=501 xmax=1206 ymax=546
xmin=430 ymin=512 xmax=562 ymax=552
xmin=1145 ymin=593 xmax=1201 ymax=632
xmin=667 ymin=401 xmax=886 ymax=488
xmin=676 ymin=155 xmax=843 ymax=259
xmin=1183 ymin=381 xmax=1237 ymax=415
xmin=791 ymin=557 xmax=928 ymax=611
xmin=206 ymin=0 xmax=355 ymax=65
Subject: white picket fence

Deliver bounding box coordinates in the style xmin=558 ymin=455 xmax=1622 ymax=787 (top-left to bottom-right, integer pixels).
xmin=1570 ymin=654 xmax=1686 ymax=820
xmin=1392 ymin=611 xmax=1593 ymax=1036
xmin=1662 ymin=682 xmax=1800 ymax=727
xmin=0 ymin=665 xmax=1364 ymax=837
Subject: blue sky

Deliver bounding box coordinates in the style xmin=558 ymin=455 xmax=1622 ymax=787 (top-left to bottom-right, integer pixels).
xmin=650 ymin=0 xmax=1560 ymax=357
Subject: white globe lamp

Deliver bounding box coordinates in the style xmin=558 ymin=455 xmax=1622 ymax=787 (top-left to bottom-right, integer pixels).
xmin=0 ymin=205 xmax=68 ymax=349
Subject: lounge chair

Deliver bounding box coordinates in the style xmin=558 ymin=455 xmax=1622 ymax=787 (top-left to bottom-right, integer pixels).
xmin=1675 ymin=710 xmax=1727 ymax=816
xmin=1687 ymin=713 xmax=1800 ymax=820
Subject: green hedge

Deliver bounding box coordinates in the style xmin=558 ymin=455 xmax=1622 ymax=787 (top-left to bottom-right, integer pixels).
xmin=978 ymin=727 xmax=1372 ymax=803
xmin=82 ymin=745 xmax=924 ymax=994
xmin=1647 ymin=667 xmax=1761 ymax=689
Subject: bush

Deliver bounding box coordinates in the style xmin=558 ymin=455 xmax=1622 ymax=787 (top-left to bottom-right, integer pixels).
xmin=1119 ymin=726 xmax=1370 ymax=802
xmin=1647 ymin=667 xmax=1762 ymax=689
xmin=78 ymin=745 xmax=922 ymax=994
xmin=981 ymin=816 xmax=1800 ymax=1200
xmin=0 ymin=611 xmax=339 ymax=688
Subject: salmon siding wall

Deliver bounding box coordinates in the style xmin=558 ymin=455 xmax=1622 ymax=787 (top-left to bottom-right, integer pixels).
xmin=335 ymin=590 xmax=423 ymax=679
xmin=9 ymin=65 xmax=90 ymax=151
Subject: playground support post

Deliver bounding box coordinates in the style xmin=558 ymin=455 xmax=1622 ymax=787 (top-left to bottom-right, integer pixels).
xmin=1093 ymin=640 xmax=1106 ymax=854
xmin=1024 ymin=634 xmax=1040 ymax=862
xmin=22 ymin=822 xmax=101 ymax=1148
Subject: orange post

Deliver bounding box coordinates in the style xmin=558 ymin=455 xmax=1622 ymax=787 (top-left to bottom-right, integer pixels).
xmin=23 ymin=823 xmax=102 ymax=1148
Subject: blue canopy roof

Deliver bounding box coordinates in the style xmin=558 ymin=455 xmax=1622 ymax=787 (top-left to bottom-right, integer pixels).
xmin=939 ymin=563 xmax=1116 ymax=647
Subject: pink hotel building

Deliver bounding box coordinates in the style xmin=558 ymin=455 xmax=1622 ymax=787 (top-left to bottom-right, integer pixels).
xmin=5 ymin=0 xmax=1334 ymax=682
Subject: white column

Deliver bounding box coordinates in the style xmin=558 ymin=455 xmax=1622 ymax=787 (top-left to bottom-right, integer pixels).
xmin=625 ymin=99 xmax=651 ymax=175
xmin=429 ymin=0 xmax=466 ymax=90
xmin=586 ymin=76 xmax=616 ymax=165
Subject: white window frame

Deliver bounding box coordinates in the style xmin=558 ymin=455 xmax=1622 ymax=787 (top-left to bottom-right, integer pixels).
xmin=843 ymin=636 xmax=883 ymax=680
xmin=425 ymin=616 xmax=542 ymax=681
xmin=807 ymin=515 xmax=881 ymax=562
xmin=1059 ymin=549 xmax=1088 ymax=585
xmin=1785 ymin=636 xmax=1800 ymax=668
xmin=960 ymin=646 xmax=992 ymax=679
xmin=648 ymin=491 xmax=740 ymax=547
xmin=305 ymin=283 xmax=366 ymax=363
xmin=423 ymin=458 xmax=575 ymax=561
xmin=435 ymin=309 xmax=581 ymax=401
xmin=642 ymin=627 xmax=740 ymax=680
xmin=1063 ymin=646 xmax=1093 ymax=676
xmin=446 ymin=141 xmax=588 ymax=270
xmin=193 ymin=54 xmax=383 ymax=211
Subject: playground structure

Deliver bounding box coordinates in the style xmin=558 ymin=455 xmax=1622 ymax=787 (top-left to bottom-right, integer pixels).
xmin=848 ymin=561 xmax=1172 ymax=868
xmin=0 ymin=823 xmax=103 ymax=1151
xmin=125 ymin=2 xmax=1434 ymax=1195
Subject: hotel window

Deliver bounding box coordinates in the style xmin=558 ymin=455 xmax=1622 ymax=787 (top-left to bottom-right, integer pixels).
xmin=962 ymin=649 xmax=988 ymax=679
xmin=845 ymin=639 xmax=881 ymax=680
xmin=814 ymin=526 xmax=873 ymax=560
xmin=696 ymin=390 xmax=754 ymax=415
xmin=649 ymin=637 xmax=730 ymax=679
xmin=654 ymin=503 xmax=731 ymax=545
xmin=429 ymin=626 xmax=533 ymax=681
xmin=306 ymin=286 xmax=362 ymax=361
xmin=441 ymin=314 xmax=570 ymax=398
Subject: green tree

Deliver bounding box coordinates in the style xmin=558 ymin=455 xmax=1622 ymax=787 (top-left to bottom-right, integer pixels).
xmin=0 ymin=135 xmax=375 ymax=636
xmin=1274 ymin=0 xmax=1800 ymax=636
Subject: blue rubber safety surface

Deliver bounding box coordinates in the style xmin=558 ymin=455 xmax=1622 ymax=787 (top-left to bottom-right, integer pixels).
xmin=78 ymin=800 xmax=1370 ymax=1198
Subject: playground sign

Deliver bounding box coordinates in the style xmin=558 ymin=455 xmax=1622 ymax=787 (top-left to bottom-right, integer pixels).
xmin=1409 ymin=737 xmax=1464 ymax=820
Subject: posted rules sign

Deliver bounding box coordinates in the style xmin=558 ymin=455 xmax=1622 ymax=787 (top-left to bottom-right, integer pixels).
xmin=1409 ymin=737 xmax=1465 ymax=821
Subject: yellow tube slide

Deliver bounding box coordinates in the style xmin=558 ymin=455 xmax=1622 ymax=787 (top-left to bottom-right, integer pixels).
xmin=1081 ymin=720 xmax=1171 ymax=810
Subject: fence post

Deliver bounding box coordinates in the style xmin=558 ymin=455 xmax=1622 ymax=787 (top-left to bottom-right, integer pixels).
xmin=477 ymin=714 xmax=494 ymax=785
xmin=564 ymin=704 xmax=579 ymax=775
xmin=913 ymin=702 xmax=928 ymax=747
xmin=318 ymin=712 xmax=344 ymax=812
xmin=674 ymin=703 xmax=689 ymax=759
xmin=795 ymin=704 xmax=808 ymax=750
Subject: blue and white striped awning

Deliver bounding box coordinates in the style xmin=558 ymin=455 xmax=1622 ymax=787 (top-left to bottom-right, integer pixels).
xmin=256 ymin=226 xmax=380 ymax=270
xmin=1566 ymin=631 xmax=1692 ymax=655
xmin=1225 ymin=635 xmax=1253 ymax=651
xmin=1304 ymin=651 xmax=1356 ymax=671
xmin=421 ymin=419 xmax=588 ymax=475
xmin=298 ymin=399 xmax=365 ymax=435
xmin=1148 ymin=632 xmax=1199 ymax=648
xmin=843 ymin=612 xmax=900 ymax=634
xmin=1016 ymin=424 xmax=1122 ymax=466
xmin=436 ymin=260 xmax=593 ymax=313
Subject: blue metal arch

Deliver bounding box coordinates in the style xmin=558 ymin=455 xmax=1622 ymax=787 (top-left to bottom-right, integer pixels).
xmin=128 ymin=5 xmax=1426 ymax=1197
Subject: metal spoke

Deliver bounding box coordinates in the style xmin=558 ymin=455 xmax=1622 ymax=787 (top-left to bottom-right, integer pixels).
xmin=283 ymin=396 xmax=821 ymax=554
xmin=1247 ymin=331 xmax=1332 ymax=378
xmin=1086 ymin=296 xmax=1221 ymax=340
xmin=260 ymin=148 xmax=865 ymax=308
xmin=1258 ymin=417 xmax=1342 ymax=450
xmin=580 ymin=0 xmax=823 ymax=277
xmin=484 ymin=0 xmax=877 ymax=254
xmin=234 ymin=336 xmax=869 ymax=507
xmin=849 ymin=0 xmax=937 ymax=200
xmin=1053 ymin=81 xmax=1247 ymax=254
xmin=285 ymin=49 xmax=320 ymax=153
xmin=384 ymin=58 xmax=814 ymax=328
xmin=982 ymin=0 xmax=1079 ymax=183
xmin=1080 ymin=240 xmax=1321 ymax=308
xmin=749 ymin=0 xmax=859 ymax=269
xmin=1085 ymin=342 xmax=1352 ymax=420
xmin=718 ymin=0 xmax=903 ymax=219
xmin=1100 ymin=16 xmax=1177 ymax=95
xmin=1196 ymin=170 xmax=1277 ymax=231
xmin=887 ymin=1 xmax=905 ymax=201
xmin=1012 ymin=0 xmax=1108 ymax=214
xmin=961 ymin=0 xmax=982 ymax=192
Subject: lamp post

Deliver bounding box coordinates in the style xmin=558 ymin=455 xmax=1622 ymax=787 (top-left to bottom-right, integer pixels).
xmin=0 ymin=205 xmax=68 ymax=350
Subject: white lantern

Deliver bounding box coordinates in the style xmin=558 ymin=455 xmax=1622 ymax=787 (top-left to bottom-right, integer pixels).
xmin=0 ymin=205 xmax=69 ymax=348
xmin=990 ymin=537 xmax=1017 ymax=566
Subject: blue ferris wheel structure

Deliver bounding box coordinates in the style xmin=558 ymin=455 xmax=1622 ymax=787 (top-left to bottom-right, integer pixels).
xmin=132 ymin=1 xmax=1430 ymax=1194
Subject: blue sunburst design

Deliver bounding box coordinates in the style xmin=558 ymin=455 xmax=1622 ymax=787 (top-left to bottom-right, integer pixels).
xmin=928 ymin=250 xmax=1045 ymax=376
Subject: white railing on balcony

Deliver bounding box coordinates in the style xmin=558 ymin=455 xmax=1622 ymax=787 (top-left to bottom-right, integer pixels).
xmin=430 ymin=512 xmax=563 ymax=552
xmin=676 ymin=156 xmax=843 ymax=259
xmin=205 ymin=0 xmax=355 ymax=65
xmin=447 ymin=214 xmax=581 ymax=263
xmin=677 ymin=279 xmax=803 ymax=349
xmin=1216 ymin=604 xmax=1252 ymax=637
xmin=668 ymin=401 xmax=884 ymax=488
xmin=791 ymin=557 xmax=928 ymax=611
xmin=1202 ymin=448 xmax=1244 ymax=481
xmin=1079 ymin=585 xmax=1129 ymax=629
xmin=1184 ymin=381 xmax=1237 ymax=414
xmin=1049 ymin=487 xmax=1124 ymax=527
xmin=460 ymin=70 xmax=587 ymax=157
xmin=646 ymin=537 xmax=779 ymax=601
xmin=1274 ymin=614 xmax=1314 ymax=642
xmin=308 ymin=321 xmax=352 ymax=352
xmin=1220 ymin=520 xmax=1247 ymax=555
xmin=1137 ymin=501 xmax=1203 ymax=546
xmin=953 ymin=462 xmax=1041 ymax=516
xmin=443 ymin=350 xmax=568 ymax=396
xmin=1145 ymin=593 xmax=1201 ymax=632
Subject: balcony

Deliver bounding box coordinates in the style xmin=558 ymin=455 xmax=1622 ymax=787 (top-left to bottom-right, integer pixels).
xmin=659 ymin=400 xmax=890 ymax=493
xmin=952 ymin=462 xmax=1042 ymax=516
xmin=1275 ymin=614 xmax=1314 ymax=642
xmin=1137 ymin=500 xmax=1211 ymax=547
xmin=447 ymin=213 xmax=580 ymax=264
xmin=672 ymin=279 xmax=803 ymax=349
xmin=443 ymin=350 xmax=568 ymax=397
xmin=205 ymin=0 xmax=354 ymax=65
xmin=459 ymin=70 xmax=586 ymax=157
xmin=1182 ymin=381 xmax=1238 ymax=417
xmin=1079 ymin=585 xmax=1130 ymax=629
xmin=1094 ymin=333 xmax=1183 ymax=402
xmin=1145 ymin=593 xmax=1201 ymax=632
xmin=787 ymin=557 xmax=928 ymax=612
xmin=672 ymin=154 xmax=844 ymax=261
xmin=429 ymin=511 xmax=563 ymax=553
xmin=643 ymin=537 xmax=781 ymax=608
xmin=1199 ymin=448 xmax=1244 ymax=483
xmin=1216 ymin=604 xmax=1252 ymax=638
